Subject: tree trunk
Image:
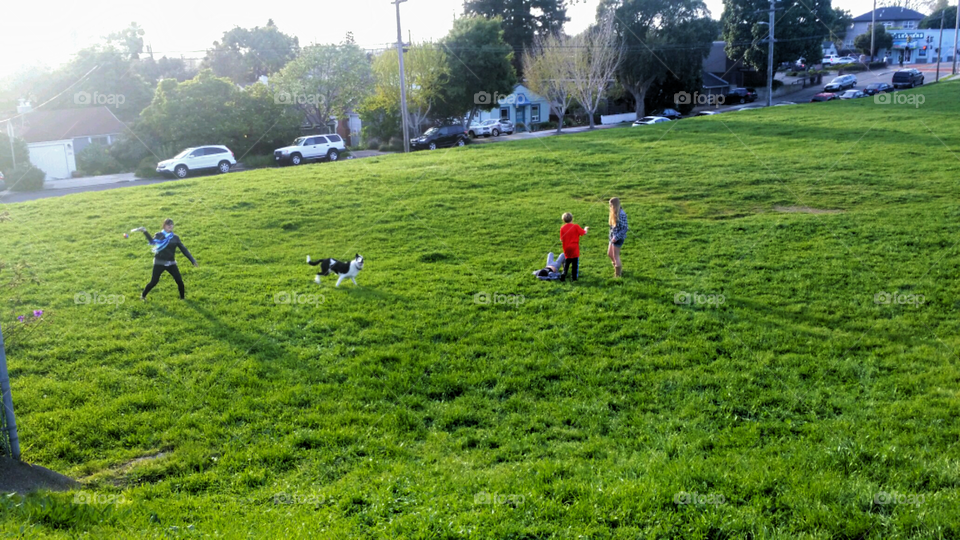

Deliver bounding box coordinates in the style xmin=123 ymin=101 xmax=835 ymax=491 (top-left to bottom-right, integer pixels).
xmin=556 ymin=113 xmax=564 ymax=134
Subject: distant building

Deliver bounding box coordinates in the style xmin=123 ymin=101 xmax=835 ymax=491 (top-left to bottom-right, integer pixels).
xmin=844 ymin=8 xmax=926 ymax=55
xmin=471 ymin=84 xmax=552 ymax=132
xmin=4 ymin=105 xmax=126 ymax=180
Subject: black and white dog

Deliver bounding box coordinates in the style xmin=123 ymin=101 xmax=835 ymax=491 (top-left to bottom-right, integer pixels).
xmin=307 ymin=254 xmax=364 ymax=287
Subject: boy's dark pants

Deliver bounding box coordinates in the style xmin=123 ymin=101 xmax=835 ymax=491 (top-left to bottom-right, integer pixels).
xmin=561 ymin=257 xmax=579 ymax=281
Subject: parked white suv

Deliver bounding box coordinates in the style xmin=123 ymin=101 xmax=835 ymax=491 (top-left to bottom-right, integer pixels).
xmin=156 ymin=145 xmax=236 ymax=178
xmin=274 ymin=134 xmax=346 ymax=165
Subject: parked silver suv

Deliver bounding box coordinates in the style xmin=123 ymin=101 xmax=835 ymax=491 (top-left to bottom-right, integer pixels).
xmin=274 ymin=134 xmax=346 ymax=165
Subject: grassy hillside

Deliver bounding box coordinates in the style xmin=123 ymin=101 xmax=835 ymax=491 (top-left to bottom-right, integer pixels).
xmin=2 ymin=82 xmax=960 ymax=538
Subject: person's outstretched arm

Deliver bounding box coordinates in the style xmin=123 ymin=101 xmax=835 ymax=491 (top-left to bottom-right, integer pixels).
xmin=137 ymin=228 xmax=154 ymax=243
xmin=177 ymin=239 xmax=199 ymax=267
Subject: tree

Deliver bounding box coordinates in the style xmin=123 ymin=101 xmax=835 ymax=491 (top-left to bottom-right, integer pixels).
xmin=569 ymin=14 xmax=623 ymax=129
xmin=879 ymin=0 xmax=926 ymax=10
xmin=202 ymin=20 xmax=300 ymax=84
xmin=464 ymin=0 xmax=570 ymax=75
xmin=367 ymin=44 xmax=450 ymax=136
xmin=920 ymin=6 xmax=958 ymax=28
xmin=134 ymin=70 xmax=301 ymax=161
xmin=43 ymin=46 xmax=154 ymax=121
xmin=854 ymin=25 xmax=894 ymax=56
xmin=436 ymin=16 xmax=517 ymax=126
xmin=523 ymin=32 xmax=576 ymax=133
xmin=0 ymin=133 xmax=29 ymax=173
xmin=723 ymin=0 xmax=847 ymax=74
xmin=137 ymin=53 xmax=196 ymax=83
xmin=106 ymin=23 xmax=145 ymax=60
xmin=271 ymin=40 xmax=373 ymax=131
xmin=602 ymin=0 xmax=718 ymax=118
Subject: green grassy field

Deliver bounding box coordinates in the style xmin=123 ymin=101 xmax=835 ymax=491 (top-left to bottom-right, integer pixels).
xmin=2 ymin=81 xmax=960 ymax=539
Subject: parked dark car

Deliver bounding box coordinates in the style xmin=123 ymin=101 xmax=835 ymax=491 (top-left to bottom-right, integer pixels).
xmin=724 ymin=87 xmax=758 ymax=104
xmin=892 ymin=69 xmax=924 ymax=89
xmin=863 ymin=82 xmax=894 ymax=96
xmin=652 ymin=108 xmax=683 ymax=120
xmin=410 ymin=125 xmax=469 ymax=151
xmin=810 ymin=92 xmax=839 ymax=102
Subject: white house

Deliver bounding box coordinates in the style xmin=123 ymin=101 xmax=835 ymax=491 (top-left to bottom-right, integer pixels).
xmin=5 ymin=105 xmax=126 ymax=180
xmin=471 ymin=84 xmax=552 ymax=132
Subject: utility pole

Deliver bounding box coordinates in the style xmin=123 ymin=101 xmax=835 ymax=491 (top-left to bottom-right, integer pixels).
xmin=953 ymin=0 xmax=960 ymax=74
xmin=937 ymin=11 xmax=945 ymax=81
xmin=765 ymin=0 xmax=775 ymax=107
xmin=871 ymin=0 xmax=876 ymax=61
xmin=393 ymin=0 xmax=411 ymax=153
xmin=6 ymin=122 xmax=15 ymax=170
xmin=0 ymin=324 xmax=21 ymax=461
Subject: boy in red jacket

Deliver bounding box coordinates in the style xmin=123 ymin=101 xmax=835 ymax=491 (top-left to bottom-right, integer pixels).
xmin=559 ymin=212 xmax=589 ymax=282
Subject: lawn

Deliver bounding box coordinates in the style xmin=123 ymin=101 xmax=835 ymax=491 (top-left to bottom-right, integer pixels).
xmin=1 ymin=81 xmax=959 ymax=539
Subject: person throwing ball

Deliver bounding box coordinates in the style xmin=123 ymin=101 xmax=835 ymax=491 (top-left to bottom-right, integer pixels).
xmin=136 ymin=218 xmax=198 ymax=300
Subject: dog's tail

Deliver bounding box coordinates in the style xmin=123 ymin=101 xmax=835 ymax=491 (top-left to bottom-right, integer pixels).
xmin=306 ymin=255 xmax=322 ymax=266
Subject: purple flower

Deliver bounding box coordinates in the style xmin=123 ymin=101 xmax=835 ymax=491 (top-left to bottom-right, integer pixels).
xmin=17 ymin=315 xmax=25 ymax=323
xmin=33 ymin=310 xmax=43 ymax=318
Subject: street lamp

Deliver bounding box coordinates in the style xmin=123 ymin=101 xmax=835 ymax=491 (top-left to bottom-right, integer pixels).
xmin=393 ymin=0 xmax=411 ymax=153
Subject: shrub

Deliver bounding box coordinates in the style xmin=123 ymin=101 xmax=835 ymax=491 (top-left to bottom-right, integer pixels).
xmin=76 ymin=143 xmax=124 ymax=177
xmin=771 ymin=80 xmax=784 ymax=91
xmin=135 ymin=156 xmax=164 ymax=179
xmin=537 ymin=121 xmax=558 ymax=131
xmin=7 ymin=164 xmax=45 ymax=192
xmin=868 ymin=61 xmax=886 ymax=70
xmin=240 ymin=154 xmax=276 ymax=169
xmin=365 ymin=137 xmax=381 ymax=150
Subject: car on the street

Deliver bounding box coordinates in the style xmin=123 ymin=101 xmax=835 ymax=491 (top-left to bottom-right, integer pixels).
xmin=410 ymin=125 xmax=469 ymax=150
xmin=724 ymin=87 xmax=758 ymax=104
xmin=839 ymin=89 xmax=866 ymax=99
xmin=653 ymin=108 xmax=683 ymax=120
xmin=694 ymin=110 xmax=722 ymax=116
xmin=823 ymin=54 xmax=857 ymax=65
xmin=498 ymin=120 xmax=515 ymax=135
xmin=737 ymin=105 xmax=763 ymax=111
xmin=892 ymin=69 xmax=924 ymax=89
xmin=157 ymin=145 xmax=236 ymax=178
xmin=468 ymin=119 xmax=511 ymax=138
xmin=632 ymin=116 xmax=671 ymax=126
xmin=863 ymin=82 xmax=894 ymax=96
xmin=810 ymin=92 xmax=839 ymax=102
xmin=824 ymin=74 xmax=857 ymax=92
xmin=274 ymin=134 xmax=346 ymax=165
xmin=774 ymin=101 xmax=797 ymax=106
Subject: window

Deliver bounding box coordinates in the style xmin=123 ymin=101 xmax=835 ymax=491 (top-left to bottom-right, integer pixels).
xmin=500 ymin=107 xmax=509 ymax=121
xmin=313 ymin=136 xmax=329 ymax=144
xmin=531 ymin=105 xmax=541 ymax=123
xmin=189 ymin=149 xmax=204 ymax=157
xmin=328 ymin=134 xmax=342 ymax=142
xmin=90 ymin=136 xmax=109 ymax=146
xmin=205 ymin=148 xmax=226 ymax=155
xmin=902 ymin=21 xmax=916 ymax=29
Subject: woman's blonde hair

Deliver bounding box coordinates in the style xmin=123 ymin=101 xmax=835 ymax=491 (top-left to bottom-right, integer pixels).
xmin=608 ymin=198 xmax=621 ymax=227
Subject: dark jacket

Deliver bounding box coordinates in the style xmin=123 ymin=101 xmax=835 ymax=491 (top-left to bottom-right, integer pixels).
xmin=142 ymin=230 xmax=196 ymax=265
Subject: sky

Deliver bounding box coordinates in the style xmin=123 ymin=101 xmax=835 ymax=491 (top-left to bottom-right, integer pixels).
xmin=0 ymin=0 xmax=888 ymax=79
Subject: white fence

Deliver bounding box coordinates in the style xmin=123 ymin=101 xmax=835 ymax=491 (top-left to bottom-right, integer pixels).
xmin=601 ymin=112 xmax=637 ymax=125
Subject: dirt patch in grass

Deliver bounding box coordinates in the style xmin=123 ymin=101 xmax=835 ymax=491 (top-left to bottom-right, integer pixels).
xmin=773 ymin=205 xmax=844 ymax=214
xmin=0 ymin=456 xmax=79 ymax=494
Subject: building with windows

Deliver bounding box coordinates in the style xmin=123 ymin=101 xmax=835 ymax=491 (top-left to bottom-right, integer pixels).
xmin=471 ymin=84 xmax=552 ymax=132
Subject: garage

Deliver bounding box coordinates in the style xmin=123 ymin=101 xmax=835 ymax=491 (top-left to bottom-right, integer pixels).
xmin=27 ymin=140 xmax=76 ymax=180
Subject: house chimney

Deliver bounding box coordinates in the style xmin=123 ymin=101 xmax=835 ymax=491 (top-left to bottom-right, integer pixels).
xmin=16 ymin=99 xmax=32 ymax=114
